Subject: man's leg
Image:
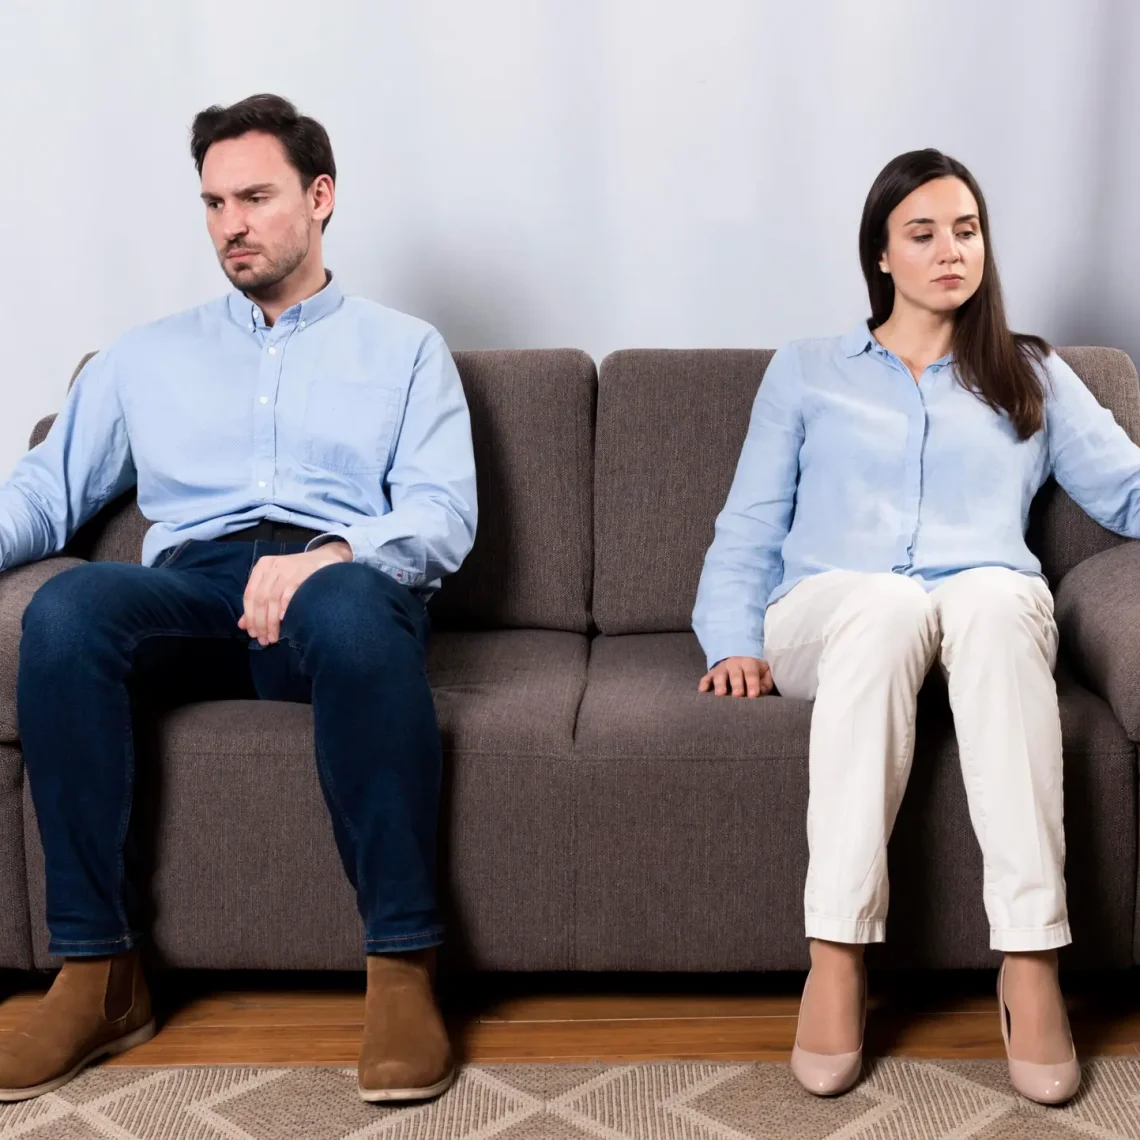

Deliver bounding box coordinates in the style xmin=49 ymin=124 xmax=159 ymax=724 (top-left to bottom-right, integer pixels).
xmin=271 ymin=559 xmax=451 ymax=1101
xmin=0 ymin=546 xmax=251 ymax=1100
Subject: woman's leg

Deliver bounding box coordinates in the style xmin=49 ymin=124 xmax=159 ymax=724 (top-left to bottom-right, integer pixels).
xmin=933 ymin=567 xmax=1072 ymax=1063
xmin=766 ymin=571 xmax=940 ymax=1053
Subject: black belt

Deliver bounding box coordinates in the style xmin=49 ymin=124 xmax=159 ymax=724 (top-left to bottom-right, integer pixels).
xmin=213 ymin=521 xmax=324 ymax=544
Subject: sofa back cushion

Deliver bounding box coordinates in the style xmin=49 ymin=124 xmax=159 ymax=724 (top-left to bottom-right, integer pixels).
xmin=33 ymin=348 xmax=597 ymax=632
xmin=592 ymin=346 xmax=1140 ymax=635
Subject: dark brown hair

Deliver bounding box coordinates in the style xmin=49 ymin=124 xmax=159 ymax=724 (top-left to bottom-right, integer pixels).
xmin=859 ymin=149 xmax=1048 ymax=439
xmin=190 ymin=94 xmax=336 ymax=232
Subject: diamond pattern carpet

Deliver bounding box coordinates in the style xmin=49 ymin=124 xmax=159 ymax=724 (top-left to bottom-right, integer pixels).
xmin=2 ymin=1059 xmax=1139 ymax=1139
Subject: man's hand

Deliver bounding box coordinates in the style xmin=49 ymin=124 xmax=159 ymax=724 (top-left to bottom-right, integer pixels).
xmin=239 ymin=542 xmax=353 ymax=646
xmin=698 ymin=656 xmax=773 ymax=698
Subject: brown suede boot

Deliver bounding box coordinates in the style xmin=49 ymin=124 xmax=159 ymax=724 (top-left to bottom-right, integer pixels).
xmin=0 ymin=951 xmax=155 ymax=1101
xmin=358 ymin=949 xmax=454 ymax=1102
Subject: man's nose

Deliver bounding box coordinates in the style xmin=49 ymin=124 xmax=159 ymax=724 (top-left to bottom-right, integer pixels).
xmin=219 ymin=206 xmax=248 ymax=241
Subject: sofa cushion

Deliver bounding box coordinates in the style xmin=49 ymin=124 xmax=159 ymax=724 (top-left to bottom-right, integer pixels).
xmin=0 ymin=744 xmax=31 ymax=968
xmin=570 ymin=632 xmax=1135 ymax=970
xmin=37 ymin=348 xmax=597 ymax=631
xmin=430 ymin=351 xmax=596 ymax=632
xmin=594 ymin=347 xmax=1140 ymax=635
xmin=24 ymin=630 xmax=587 ymax=971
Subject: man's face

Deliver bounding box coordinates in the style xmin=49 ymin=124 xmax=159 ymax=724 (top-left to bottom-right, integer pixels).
xmin=200 ymin=131 xmax=314 ymax=294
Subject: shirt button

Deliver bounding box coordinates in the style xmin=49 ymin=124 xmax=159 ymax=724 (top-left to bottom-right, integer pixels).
xmin=258 ymin=481 xmax=267 ymax=488
xmin=259 ymin=396 xmax=269 ymax=404
xmin=299 ymin=321 xmax=307 ymax=329
xmin=268 ymin=346 xmax=277 ymax=356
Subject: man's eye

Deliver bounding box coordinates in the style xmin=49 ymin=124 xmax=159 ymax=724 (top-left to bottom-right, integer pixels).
xmin=249 ymin=196 xmax=265 ymax=204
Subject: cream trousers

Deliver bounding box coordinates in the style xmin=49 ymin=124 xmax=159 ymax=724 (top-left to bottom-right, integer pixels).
xmin=764 ymin=567 xmax=1069 ymax=952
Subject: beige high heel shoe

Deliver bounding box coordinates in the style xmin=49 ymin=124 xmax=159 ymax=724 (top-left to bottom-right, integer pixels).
xmin=997 ymin=960 xmax=1081 ymax=1105
xmin=790 ymin=967 xmax=865 ymax=1096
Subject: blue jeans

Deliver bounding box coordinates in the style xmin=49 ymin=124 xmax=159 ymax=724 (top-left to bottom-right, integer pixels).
xmin=18 ymin=540 xmax=443 ymax=958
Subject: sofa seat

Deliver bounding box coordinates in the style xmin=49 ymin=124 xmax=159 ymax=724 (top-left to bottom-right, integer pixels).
xmin=570 ymin=632 xmax=1136 ymax=971
xmin=24 ymin=630 xmax=587 ymax=971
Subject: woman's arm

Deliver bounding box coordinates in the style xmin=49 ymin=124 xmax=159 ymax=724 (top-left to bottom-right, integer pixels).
xmin=1046 ymin=352 xmax=1140 ymax=537
xmin=692 ymin=344 xmax=804 ymax=670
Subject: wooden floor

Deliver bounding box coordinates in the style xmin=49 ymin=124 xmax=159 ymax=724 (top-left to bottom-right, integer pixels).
xmin=1 ymin=970 xmax=1138 ymax=1067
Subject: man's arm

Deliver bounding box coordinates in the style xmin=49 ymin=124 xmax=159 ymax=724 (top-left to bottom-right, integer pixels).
xmin=304 ymin=332 xmax=478 ymax=587
xmin=0 ymin=352 xmax=136 ymax=571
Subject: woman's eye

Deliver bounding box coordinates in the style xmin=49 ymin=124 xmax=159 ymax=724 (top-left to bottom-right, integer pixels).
xmin=913 ymin=234 xmax=932 ymax=242
xmin=957 ymin=230 xmax=976 ymax=240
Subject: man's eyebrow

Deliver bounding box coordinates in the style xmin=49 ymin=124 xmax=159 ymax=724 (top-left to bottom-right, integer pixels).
xmin=199 ymin=183 xmax=275 ymax=202
xmin=904 ymin=214 xmax=980 ymax=226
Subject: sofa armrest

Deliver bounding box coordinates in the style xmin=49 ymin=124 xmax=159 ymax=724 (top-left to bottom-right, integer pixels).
xmin=1055 ymin=540 xmax=1140 ymax=741
xmin=0 ymin=557 xmax=87 ymax=743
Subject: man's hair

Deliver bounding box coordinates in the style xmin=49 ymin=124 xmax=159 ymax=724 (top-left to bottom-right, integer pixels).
xmin=190 ymin=94 xmax=336 ymax=232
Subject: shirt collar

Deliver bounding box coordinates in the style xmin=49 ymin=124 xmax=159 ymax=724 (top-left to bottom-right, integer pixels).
xmin=227 ymin=270 xmax=343 ymax=332
xmin=842 ymin=321 xmax=877 ymax=358
xmin=842 ymin=320 xmax=955 ymax=369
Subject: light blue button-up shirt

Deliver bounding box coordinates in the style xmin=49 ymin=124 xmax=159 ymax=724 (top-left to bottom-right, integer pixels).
xmin=0 ymin=276 xmax=477 ymax=594
xmin=693 ymin=323 xmax=1140 ymax=670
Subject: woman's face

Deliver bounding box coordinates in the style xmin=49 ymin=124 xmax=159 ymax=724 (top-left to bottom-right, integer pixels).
xmin=878 ymin=176 xmax=985 ymax=316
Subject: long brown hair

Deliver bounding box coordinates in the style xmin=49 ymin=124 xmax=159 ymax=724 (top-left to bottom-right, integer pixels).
xmin=859 ymin=149 xmax=1048 ymax=439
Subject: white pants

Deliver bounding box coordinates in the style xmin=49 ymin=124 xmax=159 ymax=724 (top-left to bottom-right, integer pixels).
xmin=764 ymin=567 xmax=1068 ymax=952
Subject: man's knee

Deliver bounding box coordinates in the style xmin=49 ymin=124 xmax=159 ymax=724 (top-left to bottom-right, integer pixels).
xmin=21 ymin=563 xmax=129 ymax=653
xmin=285 ymin=563 xmax=422 ymax=665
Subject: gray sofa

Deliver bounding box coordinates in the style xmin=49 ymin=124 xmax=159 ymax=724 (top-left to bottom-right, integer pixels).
xmin=1 ymin=345 xmax=1139 ymax=975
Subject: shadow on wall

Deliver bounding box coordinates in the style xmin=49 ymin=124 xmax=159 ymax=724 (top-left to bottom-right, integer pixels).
xmin=365 ymin=243 xmax=554 ymax=352
xmin=1050 ymin=0 xmax=1140 ymax=369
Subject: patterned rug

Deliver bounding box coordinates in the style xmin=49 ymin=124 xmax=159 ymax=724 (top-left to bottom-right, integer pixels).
xmin=2 ymin=1058 xmax=1140 ymax=1139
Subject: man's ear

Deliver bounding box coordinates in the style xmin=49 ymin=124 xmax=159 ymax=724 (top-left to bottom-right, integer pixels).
xmin=311 ymin=174 xmax=335 ymax=227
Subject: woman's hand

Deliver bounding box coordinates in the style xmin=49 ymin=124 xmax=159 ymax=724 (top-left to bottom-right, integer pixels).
xmin=698 ymin=656 xmax=773 ymax=697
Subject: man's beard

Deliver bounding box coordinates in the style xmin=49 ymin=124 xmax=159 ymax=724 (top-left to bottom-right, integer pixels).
xmin=219 ymin=238 xmax=308 ymax=295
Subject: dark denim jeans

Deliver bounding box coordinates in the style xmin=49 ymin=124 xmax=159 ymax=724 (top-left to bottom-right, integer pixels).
xmin=18 ymin=540 xmax=443 ymax=958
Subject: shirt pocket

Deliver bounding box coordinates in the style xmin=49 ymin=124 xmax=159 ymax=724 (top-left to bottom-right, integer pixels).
xmin=299 ymin=381 xmax=404 ymax=474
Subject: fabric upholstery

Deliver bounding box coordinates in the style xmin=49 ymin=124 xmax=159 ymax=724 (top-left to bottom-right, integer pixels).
xmin=571 ymin=633 xmax=1135 ymax=970
xmin=0 ymin=557 xmax=87 ymax=743
xmin=0 ymin=744 xmax=31 ymax=968
xmin=594 ymin=347 xmax=1140 ymax=634
xmin=1055 ymin=539 xmax=1140 ymax=741
xmin=429 ymin=350 xmax=595 ymax=632
xmin=593 ymin=350 xmax=772 ymax=634
xmin=25 ymin=630 xmax=586 ymax=970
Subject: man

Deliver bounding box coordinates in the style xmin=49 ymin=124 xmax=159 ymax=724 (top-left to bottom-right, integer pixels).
xmin=0 ymin=94 xmax=475 ymax=1104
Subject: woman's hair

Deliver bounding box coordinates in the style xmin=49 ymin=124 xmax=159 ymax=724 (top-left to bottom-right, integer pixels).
xmin=858 ymin=148 xmax=1048 ymax=440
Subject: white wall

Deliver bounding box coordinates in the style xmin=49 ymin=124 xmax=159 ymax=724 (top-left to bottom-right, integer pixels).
xmin=0 ymin=0 xmax=1136 ymax=478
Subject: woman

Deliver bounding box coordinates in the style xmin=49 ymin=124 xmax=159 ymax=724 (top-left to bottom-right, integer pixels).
xmin=693 ymin=149 xmax=1140 ymax=1104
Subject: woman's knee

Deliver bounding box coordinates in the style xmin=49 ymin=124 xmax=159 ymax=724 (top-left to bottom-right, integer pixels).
xmin=937 ymin=568 xmax=1055 ymax=652
xmin=824 ymin=573 xmax=937 ymax=654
